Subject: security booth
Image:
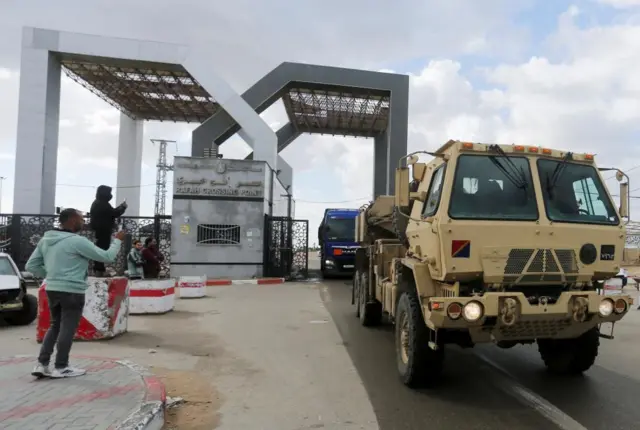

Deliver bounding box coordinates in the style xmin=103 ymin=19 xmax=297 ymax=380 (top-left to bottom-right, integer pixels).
xmin=171 ymin=156 xmax=275 ymax=279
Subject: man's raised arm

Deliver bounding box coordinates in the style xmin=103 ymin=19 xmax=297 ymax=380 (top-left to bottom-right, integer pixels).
xmin=72 ymin=235 xmax=123 ymax=263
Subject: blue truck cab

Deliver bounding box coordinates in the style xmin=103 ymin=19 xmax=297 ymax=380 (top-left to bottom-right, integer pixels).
xmin=318 ymin=208 xmax=360 ymax=277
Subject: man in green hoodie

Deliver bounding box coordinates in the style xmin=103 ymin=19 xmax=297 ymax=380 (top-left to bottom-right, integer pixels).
xmin=26 ymin=208 xmax=125 ymax=378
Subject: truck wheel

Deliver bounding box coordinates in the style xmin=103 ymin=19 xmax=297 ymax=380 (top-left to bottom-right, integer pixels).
xmin=358 ymin=272 xmax=382 ymax=326
xmin=351 ymin=273 xmax=357 ymax=305
xmin=354 ymin=271 xmax=361 ymax=316
xmin=5 ymin=294 xmax=38 ymax=326
xmin=537 ymin=327 xmax=600 ymax=375
xmin=395 ymin=292 xmax=443 ymax=387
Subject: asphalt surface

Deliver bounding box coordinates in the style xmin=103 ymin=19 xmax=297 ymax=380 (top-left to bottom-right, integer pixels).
xmin=319 ymin=278 xmax=640 ymax=430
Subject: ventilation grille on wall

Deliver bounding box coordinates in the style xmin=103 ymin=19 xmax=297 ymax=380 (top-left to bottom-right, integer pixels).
xmin=196 ymin=224 xmax=241 ymax=245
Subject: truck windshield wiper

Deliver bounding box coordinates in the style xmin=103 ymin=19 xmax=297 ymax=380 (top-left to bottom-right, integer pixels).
xmin=546 ymin=152 xmax=573 ymax=196
xmin=487 ymin=145 xmax=529 ymax=189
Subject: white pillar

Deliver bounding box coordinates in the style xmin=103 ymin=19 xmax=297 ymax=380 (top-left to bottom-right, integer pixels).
xmin=13 ymin=31 xmax=61 ymax=214
xmin=115 ymin=113 xmax=144 ymax=216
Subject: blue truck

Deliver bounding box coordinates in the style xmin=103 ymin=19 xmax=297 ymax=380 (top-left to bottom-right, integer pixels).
xmin=318 ymin=208 xmax=360 ymax=278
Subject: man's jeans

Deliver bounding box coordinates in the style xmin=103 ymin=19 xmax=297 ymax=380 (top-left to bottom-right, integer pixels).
xmin=38 ymin=290 xmax=85 ymax=369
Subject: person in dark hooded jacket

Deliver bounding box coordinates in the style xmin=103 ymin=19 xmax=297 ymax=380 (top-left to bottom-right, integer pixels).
xmin=89 ymin=185 xmax=127 ymax=275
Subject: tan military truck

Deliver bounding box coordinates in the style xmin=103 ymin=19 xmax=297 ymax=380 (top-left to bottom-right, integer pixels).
xmin=353 ymin=140 xmax=633 ymax=388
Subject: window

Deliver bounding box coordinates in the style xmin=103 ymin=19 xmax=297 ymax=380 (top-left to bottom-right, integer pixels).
xmin=0 ymin=257 xmax=17 ymax=276
xmin=538 ymin=159 xmax=618 ymax=225
xmin=197 ymin=224 xmax=241 ymax=245
xmin=324 ymin=217 xmax=356 ymax=242
xmin=422 ymin=164 xmax=446 ymax=217
xmin=449 ymin=155 xmax=538 ymax=221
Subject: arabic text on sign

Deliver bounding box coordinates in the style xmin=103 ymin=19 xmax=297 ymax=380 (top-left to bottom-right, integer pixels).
xmin=175 ymin=187 xmax=263 ymax=197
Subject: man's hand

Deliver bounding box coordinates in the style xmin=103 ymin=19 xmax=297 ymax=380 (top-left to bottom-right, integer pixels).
xmin=115 ymin=230 xmax=126 ymax=241
xmin=120 ymin=200 xmax=128 ymax=209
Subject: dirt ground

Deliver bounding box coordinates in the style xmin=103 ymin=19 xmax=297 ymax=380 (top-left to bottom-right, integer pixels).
xmin=155 ymin=366 xmax=221 ymax=430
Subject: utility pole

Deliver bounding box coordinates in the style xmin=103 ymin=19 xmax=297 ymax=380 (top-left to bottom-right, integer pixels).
xmin=0 ymin=176 xmax=6 ymax=214
xmin=151 ymin=139 xmax=175 ymax=216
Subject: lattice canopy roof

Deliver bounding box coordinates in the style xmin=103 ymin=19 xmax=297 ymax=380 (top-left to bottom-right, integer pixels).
xmin=59 ymin=53 xmax=220 ymax=123
xmin=282 ymin=84 xmax=390 ymax=137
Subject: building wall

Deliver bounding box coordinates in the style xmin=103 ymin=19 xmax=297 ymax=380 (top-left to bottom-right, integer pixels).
xmin=170 ymin=156 xmax=268 ymax=279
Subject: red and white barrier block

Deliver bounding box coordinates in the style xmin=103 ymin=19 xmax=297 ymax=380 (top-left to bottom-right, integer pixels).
xmin=129 ymin=279 xmax=175 ymax=314
xmin=37 ymin=277 xmax=129 ymax=342
xmin=207 ymin=278 xmax=285 ymax=286
xmin=178 ymin=275 xmax=207 ymax=298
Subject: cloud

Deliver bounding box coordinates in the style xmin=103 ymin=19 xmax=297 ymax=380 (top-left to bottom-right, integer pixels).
xmin=594 ymin=0 xmax=640 ymax=8
xmin=298 ymin=6 xmax=640 ymax=235
xmin=0 ymin=2 xmax=639 ymax=243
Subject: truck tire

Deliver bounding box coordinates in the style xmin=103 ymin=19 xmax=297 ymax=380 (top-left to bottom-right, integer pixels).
xmin=395 ymin=292 xmax=443 ymax=387
xmin=351 ymin=273 xmax=357 ymax=305
xmin=5 ymin=294 xmax=38 ymax=326
xmin=358 ymin=272 xmax=382 ymax=326
xmin=537 ymin=327 xmax=600 ymax=375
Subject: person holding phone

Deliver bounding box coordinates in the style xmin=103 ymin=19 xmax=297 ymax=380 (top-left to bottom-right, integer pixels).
xmin=26 ymin=208 xmax=125 ymax=378
xmin=89 ymin=185 xmax=128 ymax=276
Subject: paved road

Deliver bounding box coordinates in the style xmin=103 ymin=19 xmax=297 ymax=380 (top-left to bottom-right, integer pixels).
xmin=320 ymin=279 xmax=640 ymax=430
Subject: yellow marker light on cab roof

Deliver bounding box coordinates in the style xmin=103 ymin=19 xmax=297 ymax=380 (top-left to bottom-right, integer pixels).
xmin=542 ymin=148 xmax=552 ymax=155
xmin=528 ymin=146 xmax=539 ymax=153
xmin=513 ymin=145 xmax=525 ymax=152
xmin=461 ymin=142 xmax=474 ymax=149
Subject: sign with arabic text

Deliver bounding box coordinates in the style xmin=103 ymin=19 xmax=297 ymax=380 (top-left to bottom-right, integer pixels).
xmin=174 ymin=176 xmax=264 ymax=198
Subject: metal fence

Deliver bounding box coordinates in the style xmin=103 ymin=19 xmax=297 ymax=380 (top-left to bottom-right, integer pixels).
xmin=0 ymin=214 xmax=171 ymax=277
xmin=263 ymin=215 xmax=309 ymax=280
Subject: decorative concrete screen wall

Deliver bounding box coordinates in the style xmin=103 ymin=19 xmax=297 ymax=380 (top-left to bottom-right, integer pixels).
xmin=171 ymin=156 xmax=270 ymax=279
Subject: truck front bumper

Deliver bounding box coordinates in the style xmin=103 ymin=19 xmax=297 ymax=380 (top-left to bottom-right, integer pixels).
xmin=424 ymin=291 xmax=633 ymax=343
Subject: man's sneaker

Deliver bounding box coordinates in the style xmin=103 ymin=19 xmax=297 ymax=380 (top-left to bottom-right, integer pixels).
xmin=50 ymin=366 xmax=86 ymax=378
xmin=31 ymin=363 xmax=50 ymax=378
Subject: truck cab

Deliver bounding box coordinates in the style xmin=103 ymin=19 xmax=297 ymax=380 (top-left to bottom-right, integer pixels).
xmin=318 ymin=209 xmax=360 ymax=277
xmin=353 ymin=140 xmax=633 ymax=388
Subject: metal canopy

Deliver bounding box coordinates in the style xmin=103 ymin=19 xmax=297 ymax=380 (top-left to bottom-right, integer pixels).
xmin=59 ymin=53 xmax=220 ymax=123
xmin=283 ymin=84 xmax=390 ymax=137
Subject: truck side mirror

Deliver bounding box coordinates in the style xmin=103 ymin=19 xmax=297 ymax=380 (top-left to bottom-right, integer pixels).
xmin=395 ymin=167 xmax=410 ymax=208
xmin=412 ymin=163 xmax=426 ymax=182
xmin=619 ymin=181 xmax=629 ymax=218
xmin=20 ymin=271 xmax=34 ymax=280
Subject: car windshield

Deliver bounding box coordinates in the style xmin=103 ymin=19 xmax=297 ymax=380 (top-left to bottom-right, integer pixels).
xmin=325 ymin=217 xmax=356 ymax=242
xmin=449 ymin=154 xmax=538 ymax=221
xmin=537 ymin=159 xmax=619 ymax=225
xmin=0 ymin=257 xmax=17 ymax=276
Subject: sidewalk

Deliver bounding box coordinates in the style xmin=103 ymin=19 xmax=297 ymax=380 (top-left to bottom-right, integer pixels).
xmin=0 ymin=355 xmax=165 ymax=430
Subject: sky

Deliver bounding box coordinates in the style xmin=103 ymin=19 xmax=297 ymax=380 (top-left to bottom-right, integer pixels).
xmin=1 ymin=0 xmax=640 ymax=245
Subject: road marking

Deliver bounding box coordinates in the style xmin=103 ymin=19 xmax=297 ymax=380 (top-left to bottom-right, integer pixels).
xmin=477 ymin=353 xmax=588 ymax=430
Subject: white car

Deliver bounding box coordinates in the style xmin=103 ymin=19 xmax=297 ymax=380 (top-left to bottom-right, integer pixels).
xmin=0 ymin=252 xmax=38 ymax=326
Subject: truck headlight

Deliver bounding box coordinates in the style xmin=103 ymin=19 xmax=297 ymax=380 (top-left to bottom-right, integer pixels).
xmin=463 ymin=301 xmax=484 ymax=322
xmin=324 ymin=260 xmax=335 ymax=266
xmin=598 ymin=299 xmax=614 ymax=317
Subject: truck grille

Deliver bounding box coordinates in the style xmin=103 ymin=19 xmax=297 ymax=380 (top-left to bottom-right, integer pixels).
xmin=496 ymin=318 xmax=573 ymax=339
xmin=503 ymin=248 xmax=579 ymax=284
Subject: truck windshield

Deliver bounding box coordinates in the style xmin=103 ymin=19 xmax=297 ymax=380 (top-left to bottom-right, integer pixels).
xmin=537 ymin=159 xmax=619 ymax=225
xmin=449 ymin=154 xmax=538 ymax=221
xmin=325 ymin=217 xmax=356 ymax=242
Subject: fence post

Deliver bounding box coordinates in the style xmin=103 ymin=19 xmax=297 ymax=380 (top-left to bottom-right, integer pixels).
xmin=9 ymin=215 xmax=22 ymax=270
xmin=153 ymin=215 xmax=161 ymax=244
